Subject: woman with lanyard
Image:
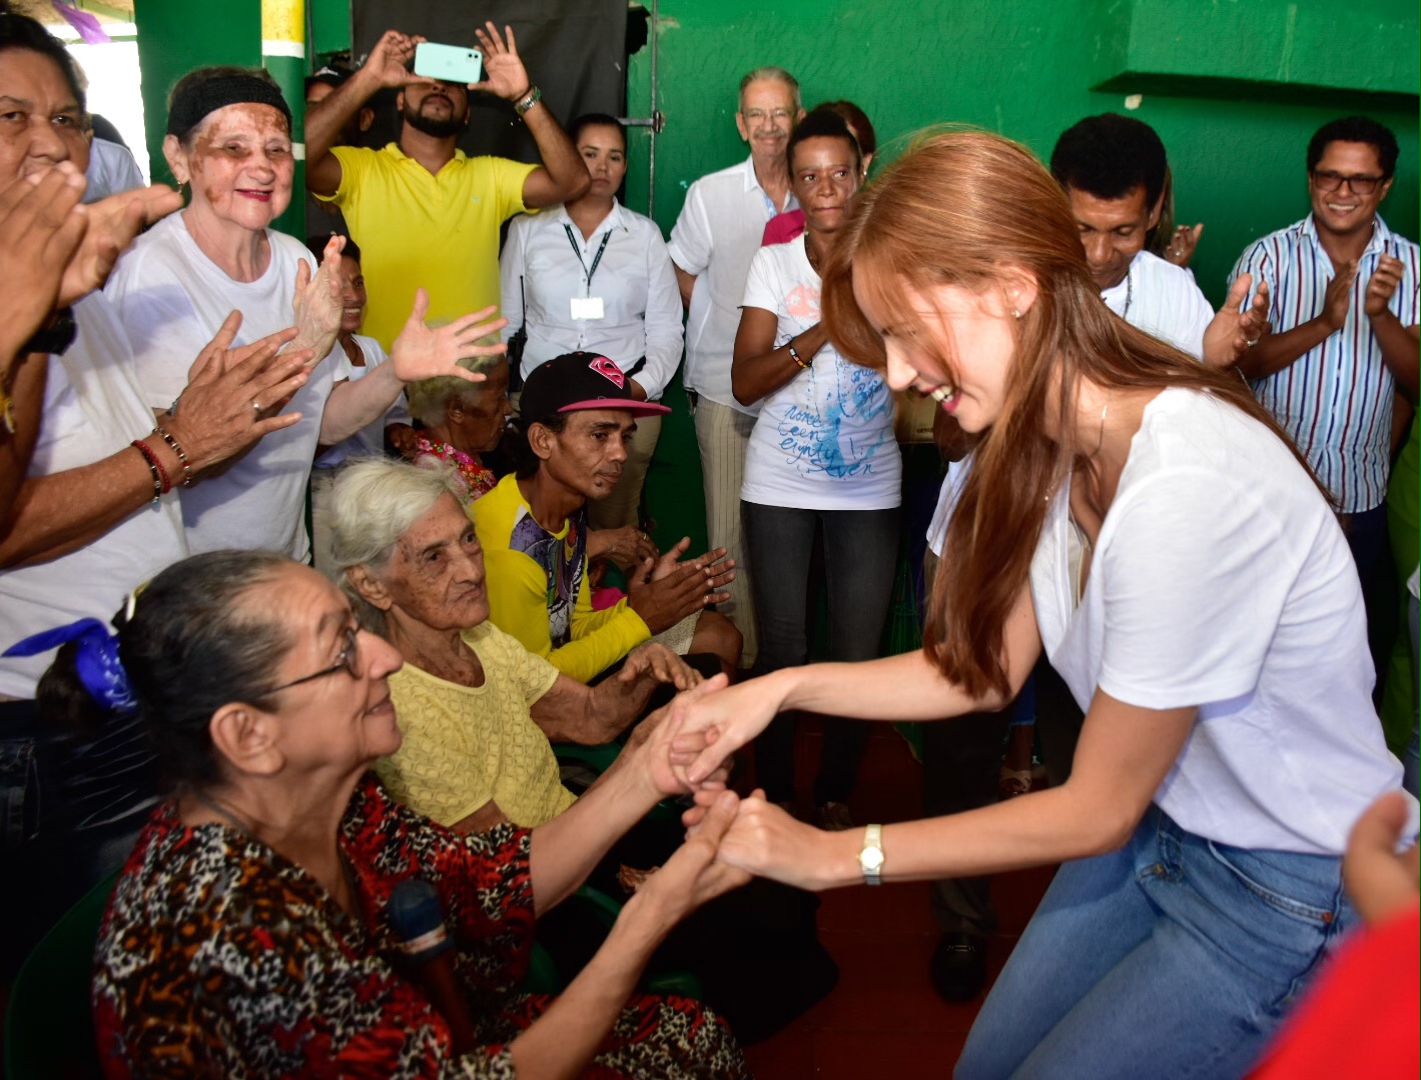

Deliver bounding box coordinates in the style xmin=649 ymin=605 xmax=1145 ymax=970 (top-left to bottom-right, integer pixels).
xmin=728 ymin=108 xmax=900 ymax=831
xmin=500 ymin=114 xmax=683 ymax=531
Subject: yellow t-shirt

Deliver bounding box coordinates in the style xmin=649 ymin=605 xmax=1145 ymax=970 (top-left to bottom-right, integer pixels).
xmin=324 ymin=144 xmax=537 ymax=350
xmin=470 ymin=474 xmax=652 ymax=683
xmin=378 ymin=620 xmax=574 ymax=829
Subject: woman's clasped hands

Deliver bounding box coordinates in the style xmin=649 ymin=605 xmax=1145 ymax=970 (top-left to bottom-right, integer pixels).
xmin=648 ymin=674 xmax=833 ymax=892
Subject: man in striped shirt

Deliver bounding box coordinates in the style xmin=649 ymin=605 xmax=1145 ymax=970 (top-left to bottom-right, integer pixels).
xmin=1231 ymin=115 xmax=1419 ymax=690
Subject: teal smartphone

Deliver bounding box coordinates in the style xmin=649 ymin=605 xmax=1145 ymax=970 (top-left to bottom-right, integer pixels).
xmin=413 ymin=42 xmax=484 ymax=84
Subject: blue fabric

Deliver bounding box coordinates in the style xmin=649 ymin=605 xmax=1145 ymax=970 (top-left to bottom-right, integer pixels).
xmin=957 ymin=806 xmax=1353 ymax=1080
xmin=3 ymin=619 xmax=135 ymax=714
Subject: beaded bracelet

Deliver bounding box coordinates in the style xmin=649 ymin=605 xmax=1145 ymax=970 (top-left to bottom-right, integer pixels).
xmin=135 ymin=438 xmax=171 ymax=495
xmin=788 ymin=344 xmax=811 ymax=370
xmin=131 ymin=440 xmax=167 ymax=503
xmin=152 ymin=425 xmax=193 ymax=487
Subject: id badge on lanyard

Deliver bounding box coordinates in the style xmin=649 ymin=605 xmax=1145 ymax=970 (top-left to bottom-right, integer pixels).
xmin=566 ymin=224 xmax=612 ymax=321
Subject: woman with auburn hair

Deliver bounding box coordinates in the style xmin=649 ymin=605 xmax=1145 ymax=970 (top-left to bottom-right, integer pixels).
xmin=667 ymin=129 xmax=1413 ymax=1078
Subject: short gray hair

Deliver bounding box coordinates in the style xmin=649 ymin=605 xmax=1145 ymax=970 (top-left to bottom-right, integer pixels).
xmin=320 ymin=456 xmax=464 ymax=631
xmin=404 ymin=347 xmax=504 ymax=428
xmin=738 ymin=67 xmax=801 ymax=111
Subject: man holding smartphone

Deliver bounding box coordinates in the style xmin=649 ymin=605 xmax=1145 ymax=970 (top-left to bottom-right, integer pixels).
xmin=306 ymin=23 xmax=589 ymax=351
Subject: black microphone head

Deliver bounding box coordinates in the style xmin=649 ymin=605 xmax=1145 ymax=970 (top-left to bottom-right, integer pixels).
xmin=388 ymin=877 xmax=452 ymax=960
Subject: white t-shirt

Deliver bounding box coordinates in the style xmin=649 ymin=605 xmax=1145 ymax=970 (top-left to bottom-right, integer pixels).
xmin=0 ymin=294 xmax=188 ymax=697
xmin=739 ymin=237 xmax=901 ymax=510
xmin=1102 ymin=251 xmax=1213 ymax=360
xmin=926 ymin=456 xmax=972 ymax=558
xmin=1032 ymin=387 xmax=1405 ymax=855
xmin=501 ymin=201 xmax=683 ymax=402
xmin=105 ymin=212 xmax=349 ymax=560
xmin=84 ymin=137 xmax=145 ymax=203
xmin=668 ymin=156 xmax=798 ymax=415
xmin=314 ymin=335 xmax=403 ymax=468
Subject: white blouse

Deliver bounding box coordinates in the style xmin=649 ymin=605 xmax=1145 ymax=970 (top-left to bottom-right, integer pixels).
xmin=500 ymin=200 xmax=683 ymax=402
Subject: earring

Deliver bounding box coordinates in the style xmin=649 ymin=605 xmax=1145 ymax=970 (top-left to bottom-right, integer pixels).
xmin=1011 ymin=308 xmax=1022 ymax=320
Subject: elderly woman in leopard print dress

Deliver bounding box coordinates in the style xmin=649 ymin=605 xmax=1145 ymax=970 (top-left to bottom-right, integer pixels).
xmin=41 ymin=550 xmax=748 ymax=1078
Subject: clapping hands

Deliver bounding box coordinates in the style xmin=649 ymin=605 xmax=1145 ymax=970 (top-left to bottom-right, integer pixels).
xmin=626 ymin=538 xmax=736 ymax=634
xmin=1203 ymin=272 xmax=1271 ymax=369
xmin=390 ymin=289 xmax=508 ymax=384
xmin=291 ymin=235 xmax=346 ymax=363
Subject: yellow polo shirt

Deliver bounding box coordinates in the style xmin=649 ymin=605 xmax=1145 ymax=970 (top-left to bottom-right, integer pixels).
xmin=323 ymin=144 xmax=537 ymax=349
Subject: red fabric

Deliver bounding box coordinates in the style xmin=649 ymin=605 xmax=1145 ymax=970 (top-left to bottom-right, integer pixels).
xmin=761 ymin=210 xmax=806 ymax=247
xmin=1249 ymin=901 xmax=1420 ymax=1079
xmin=590 ymin=586 xmax=625 ymax=612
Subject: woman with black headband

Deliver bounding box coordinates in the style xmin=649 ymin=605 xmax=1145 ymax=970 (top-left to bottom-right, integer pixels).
xmin=104 ymin=66 xmax=506 ymax=564
xmin=0 ymin=14 xmax=326 ymax=979
xmin=37 ymin=550 xmax=751 ymax=1078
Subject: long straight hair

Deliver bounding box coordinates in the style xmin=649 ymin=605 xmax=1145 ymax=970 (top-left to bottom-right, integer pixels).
xmin=820 ymin=129 xmax=1314 ymax=699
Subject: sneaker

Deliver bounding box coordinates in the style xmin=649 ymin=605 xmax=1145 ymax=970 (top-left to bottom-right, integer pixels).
xmin=814 ymin=801 xmax=855 ymax=831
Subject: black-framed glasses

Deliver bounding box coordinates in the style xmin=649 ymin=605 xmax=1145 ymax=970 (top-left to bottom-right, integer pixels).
xmin=267 ymin=626 xmax=361 ymax=694
xmin=1311 ymin=170 xmax=1385 ymax=195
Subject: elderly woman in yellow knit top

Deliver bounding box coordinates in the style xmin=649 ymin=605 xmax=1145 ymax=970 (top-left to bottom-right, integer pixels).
xmin=322 ymin=457 xmax=696 ymax=830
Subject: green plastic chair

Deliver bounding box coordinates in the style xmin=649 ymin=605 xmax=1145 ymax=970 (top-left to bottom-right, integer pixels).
xmin=522 ymin=885 xmax=702 ymax=1000
xmin=553 ymin=741 xmax=684 ymax=823
xmin=4 ymin=871 xmax=115 ymax=1080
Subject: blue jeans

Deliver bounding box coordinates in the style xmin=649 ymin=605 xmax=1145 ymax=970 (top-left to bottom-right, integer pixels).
xmin=741 ymin=500 xmax=899 ymax=805
xmin=957 ymin=806 xmax=1354 ymax=1080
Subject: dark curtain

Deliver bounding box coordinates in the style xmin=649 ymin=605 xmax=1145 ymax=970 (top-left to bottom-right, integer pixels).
xmin=351 ymin=0 xmax=628 ymax=163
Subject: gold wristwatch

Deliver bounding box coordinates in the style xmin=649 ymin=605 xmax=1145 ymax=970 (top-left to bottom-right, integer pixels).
xmin=859 ymin=823 xmax=885 ymax=886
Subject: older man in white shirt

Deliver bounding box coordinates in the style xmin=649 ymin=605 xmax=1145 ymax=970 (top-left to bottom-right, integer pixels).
xmin=667 ymin=67 xmax=804 ymax=666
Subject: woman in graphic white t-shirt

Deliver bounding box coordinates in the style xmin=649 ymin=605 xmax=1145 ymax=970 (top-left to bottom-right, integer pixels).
xmin=730 ymin=108 xmax=901 ymax=830
xmin=674 ymin=131 xmax=1414 ymax=1079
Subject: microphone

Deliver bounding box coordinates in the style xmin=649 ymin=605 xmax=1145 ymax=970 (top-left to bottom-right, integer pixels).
xmin=388 ymin=878 xmax=478 ymax=1057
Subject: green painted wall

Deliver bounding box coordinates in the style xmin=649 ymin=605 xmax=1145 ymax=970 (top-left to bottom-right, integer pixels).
xmin=1093 ymin=0 xmax=1418 ymax=97
xmin=310 ymin=0 xmax=352 ymax=57
xmin=133 ymin=0 xmax=261 ymax=187
xmin=128 ymin=0 xmax=1420 ymax=554
xmin=625 ymin=0 xmax=1419 ymax=551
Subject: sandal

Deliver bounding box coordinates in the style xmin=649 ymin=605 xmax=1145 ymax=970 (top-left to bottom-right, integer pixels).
xmin=998 ymin=767 xmax=1032 ymax=800
xmin=617 ymin=863 xmax=660 ymax=894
